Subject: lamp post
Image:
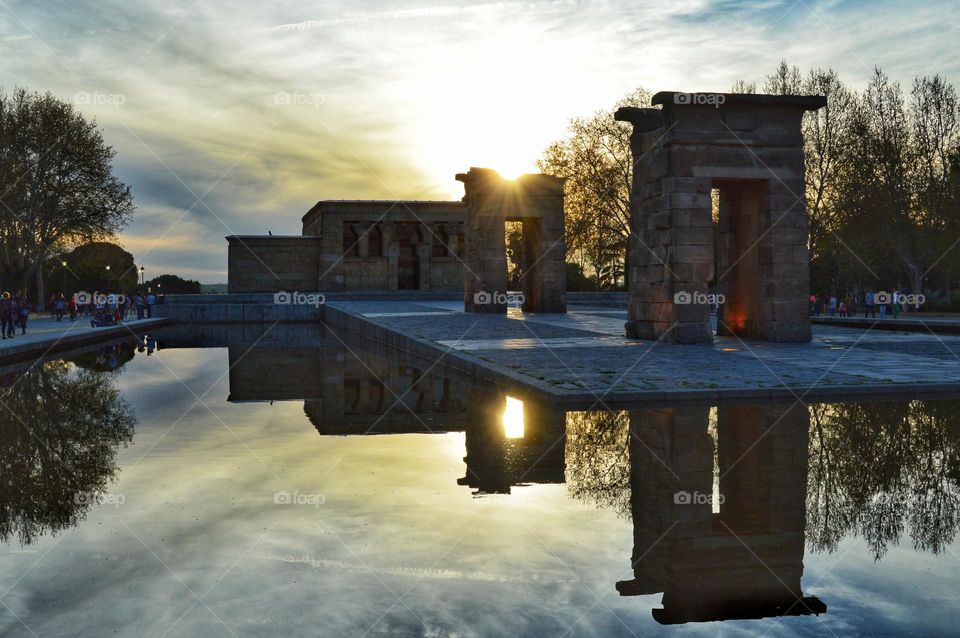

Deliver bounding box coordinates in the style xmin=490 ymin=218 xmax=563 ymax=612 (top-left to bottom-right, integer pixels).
xmin=105 ymin=265 xmax=111 ymax=293
xmin=61 ymin=261 xmax=67 ymax=296
xmin=139 ymin=266 xmax=145 ymax=287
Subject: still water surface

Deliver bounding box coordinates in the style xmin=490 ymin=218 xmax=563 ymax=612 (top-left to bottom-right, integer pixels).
xmin=1 ymin=328 xmax=959 ymax=637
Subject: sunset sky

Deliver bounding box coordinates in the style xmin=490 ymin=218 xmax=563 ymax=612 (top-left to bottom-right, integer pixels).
xmin=2 ymin=0 xmax=958 ymax=281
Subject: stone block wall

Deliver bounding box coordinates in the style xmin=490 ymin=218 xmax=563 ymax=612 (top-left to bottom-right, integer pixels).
xmin=227 ymin=236 xmax=322 ymax=293
xmin=303 ymin=201 xmax=465 ymax=292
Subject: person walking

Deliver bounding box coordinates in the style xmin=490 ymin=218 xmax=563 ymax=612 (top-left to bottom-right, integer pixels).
xmin=14 ymin=293 xmax=28 ymax=335
xmin=0 ymin=293 xmax=13 ymax=340
xmin=809 ymin=294 xmax=817 ymax=316
xmin=864 ymin=290 xmax=876 ymax=318
xmin=839 ymin=300 xmax=848 ymax=317
xmin=54 ymin=294 xmax=66 ymax=321
xmin=68 ymin=295 xmax=78 ymax=321
xmin=135 ymin=292 xmax=145 ymax=320
xmin=146 ymin=290 xmax=156 ymax=318
xmin=829 ymin=295 xmax=838 ymax=317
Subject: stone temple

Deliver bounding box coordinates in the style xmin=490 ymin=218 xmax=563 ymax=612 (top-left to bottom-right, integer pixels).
xmin=227 ymin=167 xmax=568 ymax=315
xmin=228 ymin=200 xmax=465 ymax=293
xmin=228 ymin=91 xmax=825 ymax=340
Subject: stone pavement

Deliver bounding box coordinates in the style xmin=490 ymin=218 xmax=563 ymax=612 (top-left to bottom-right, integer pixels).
xmin=327 ymin=299 xmax=960 ymax=403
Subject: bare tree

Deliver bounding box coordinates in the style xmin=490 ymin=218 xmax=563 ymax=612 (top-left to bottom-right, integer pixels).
xmin=537 ymin=88 xmax=651 ymax=289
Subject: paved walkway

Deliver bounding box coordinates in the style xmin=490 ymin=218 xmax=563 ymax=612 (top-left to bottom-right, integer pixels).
xmin=0 ymin=315 xmax=168 ymax=363
xmin=330 ymin=300 xmax=960 ymax=401
xmin=812 ymin=314 xmax=960 ymax=333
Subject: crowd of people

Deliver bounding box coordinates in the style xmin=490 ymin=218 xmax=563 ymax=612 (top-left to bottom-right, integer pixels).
xmin=809 ymin=289 xmax=914 ymax=319
xmin=0 ymin=289 xmax=159 ymax=338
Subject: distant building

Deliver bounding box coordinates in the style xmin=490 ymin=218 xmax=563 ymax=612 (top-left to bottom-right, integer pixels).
xmin=227 ymin=200 xmax=464 ymax=293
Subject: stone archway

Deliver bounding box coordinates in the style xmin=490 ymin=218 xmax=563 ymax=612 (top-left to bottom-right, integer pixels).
xmin=455 ymin=167 xmax=567 ymax=314
xmin=616 ymin=92 xmax=826 ymax=343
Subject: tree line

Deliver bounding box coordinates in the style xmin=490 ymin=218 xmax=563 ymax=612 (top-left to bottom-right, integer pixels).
xmin=539 ymin=64 xmax=960 ymax=304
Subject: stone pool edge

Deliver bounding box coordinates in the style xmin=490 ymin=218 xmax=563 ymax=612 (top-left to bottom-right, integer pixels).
xmin=322 ymin=303 xmax=960 ymax=407
xmin=0 ymin=318 xmax=169 ymax=365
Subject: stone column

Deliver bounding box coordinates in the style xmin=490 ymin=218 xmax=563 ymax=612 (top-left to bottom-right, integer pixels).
xmin=387 ymin=244 xmax=399 ymax=291
xmin=319 ymin=216 xmax=346 ymax=291
xmin=355 ymin=223 xmax=370 ymax=259
xmin=417 ymin=243 xmax=431 ymax=291
xmin=457 ymin=169 xmax=510 ymax=313
xmin=447 ymin=230 xmax=461 ymax=258
xmin=519 ymin=183 xmax=567 ymax=313
xmin=456 ymin=168 xmax=566 ymax=313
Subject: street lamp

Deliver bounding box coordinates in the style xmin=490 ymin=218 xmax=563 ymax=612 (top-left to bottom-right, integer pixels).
xmin=61 ymin=261 xmax=67 ymax=296
xmin=105 ymin=265 xmax=111 ymax=292
xmin=139 ymin=266 xmax=145 ymax=287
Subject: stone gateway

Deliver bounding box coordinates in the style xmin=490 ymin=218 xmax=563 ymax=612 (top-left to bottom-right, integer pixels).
xmin=616 ymin=92 xmax=826 ymax=343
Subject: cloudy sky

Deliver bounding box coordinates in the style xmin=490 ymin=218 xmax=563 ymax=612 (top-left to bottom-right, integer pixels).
xmin=1 ymin=0 xmax=958 ymax=282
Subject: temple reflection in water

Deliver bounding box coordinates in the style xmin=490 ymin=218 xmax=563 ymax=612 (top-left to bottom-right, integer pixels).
xmin=618 ymin=405 xmax=825 ymax=623
xmin=220 ymin=330 xmax=826 ymax=624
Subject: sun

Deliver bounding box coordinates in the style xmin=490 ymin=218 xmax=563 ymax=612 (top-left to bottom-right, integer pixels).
xmin=398 ymin=29 xmax=568 ymax=195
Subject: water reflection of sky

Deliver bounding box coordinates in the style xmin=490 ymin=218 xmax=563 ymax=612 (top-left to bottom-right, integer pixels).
xmin=2 ymin=347 xmax=960 ymax=637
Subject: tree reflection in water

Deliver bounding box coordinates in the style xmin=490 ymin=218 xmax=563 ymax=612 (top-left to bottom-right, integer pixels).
xmin=807 ymin=400 xmax=960 ymax=560
xmin=564 ymin=410 xmax=631 ymax=517
xmin=0 ymin=360 xmax=136 ymax=546
xmin=561 ymin=400 xmax=960 ymax=562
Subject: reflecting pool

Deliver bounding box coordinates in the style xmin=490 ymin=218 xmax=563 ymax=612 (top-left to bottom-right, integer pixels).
xmin=1 ymin=325 xmax=959 ymax=637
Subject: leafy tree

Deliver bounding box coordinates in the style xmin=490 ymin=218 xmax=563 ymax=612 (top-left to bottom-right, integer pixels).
xmin=51 ymin=241 xmax=138 ymax=295
xmin=0 ymin=88 xmax=134 ymax=301
xmin=144 ymin=273 xmax=202 ymax=294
